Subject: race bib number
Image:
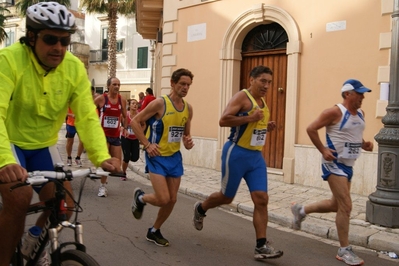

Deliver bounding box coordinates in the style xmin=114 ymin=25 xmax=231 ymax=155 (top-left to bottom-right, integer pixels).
xmin=250 ymin=129 xmax=267 ymax=146
xmin=127 ymin=126 xmax=134 ymax=135
xmin=104 ymin=116 xmax=118 ymax=128
xmin=168 ymin=126 xmax=184 ymax=143
xmin=341 ymin=142 xmax=361 ymax=159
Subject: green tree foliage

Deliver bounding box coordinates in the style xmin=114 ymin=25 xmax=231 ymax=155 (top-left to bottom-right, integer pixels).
xmin=15 ymin=0 xmax=71 ymax=16
xmin=0 ymin=6 xmax=10 ymax=43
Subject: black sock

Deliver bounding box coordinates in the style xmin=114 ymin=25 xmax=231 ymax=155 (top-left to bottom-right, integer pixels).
xmin=75 ymin=156 xmax=80 ymax=160
xmin=256 ymin=238 xmax=266 ymax=248
xmin=67 ymin=156 xmax=72 ymax=159
xmin=197 ymin=203 xmax=206 ymax=215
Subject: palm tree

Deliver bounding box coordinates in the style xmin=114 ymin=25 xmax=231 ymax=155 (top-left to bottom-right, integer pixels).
xmin=15 ymin=0 xmax=71 ymax=16
xmin=80 ymin=0 xmax=135 ymax=78
xmin=0 ymin=6 xmax=10 ymax=43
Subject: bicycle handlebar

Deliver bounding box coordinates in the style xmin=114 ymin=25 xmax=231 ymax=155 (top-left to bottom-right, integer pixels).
xmin=9 ymin=168 xmax=125 ymax=191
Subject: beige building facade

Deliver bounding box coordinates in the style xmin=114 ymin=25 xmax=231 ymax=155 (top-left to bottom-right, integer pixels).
xmin=136 ymin=0 xmax=395 ymax=197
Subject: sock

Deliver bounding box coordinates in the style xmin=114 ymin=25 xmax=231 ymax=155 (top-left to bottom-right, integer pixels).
xmin=256 ymin=238 xmax=266 ymax=248
xmin=197 ymin=203 xmax=206 ymax=215
xmin=300 ymin=206 xmax=306 ymax=216
xmin=339 ymin=246 xmax=349 ymax=252
xmin=138 ymin=195 xmax=145 ymax=204
xmin=75 ymin=156 xmax=80 ymax=160
xmin=67 ymin=156 xmax=72 ymax=159
xmin=150 ymin=227 xmax=158 ymax=233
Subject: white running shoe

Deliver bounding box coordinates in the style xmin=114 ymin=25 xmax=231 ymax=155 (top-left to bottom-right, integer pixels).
xmin=254 ymin=242 xmax=284 ymax=260
xmin=75 ymin=157 xmax=82 ymax=167
xmin=291 ymin=203 xmax=306 ymax=230
xmin=336 ymin=246 xmax=364 ymax=265
xmin=98 ymin=186 xmax=108 ymax=197
xmin=193 ymin=202 xmax=206 ymax=231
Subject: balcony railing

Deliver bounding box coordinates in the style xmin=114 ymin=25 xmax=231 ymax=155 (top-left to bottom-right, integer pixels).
xmin=89 ymin=49 xmax=108 ymax=63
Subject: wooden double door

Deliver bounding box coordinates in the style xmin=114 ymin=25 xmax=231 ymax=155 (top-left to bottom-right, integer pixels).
xmin=240 ymin=49 xmax=287 ymax=169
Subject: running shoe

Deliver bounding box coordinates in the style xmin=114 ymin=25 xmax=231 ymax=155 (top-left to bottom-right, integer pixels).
xmin=254 ymin=242 xmax=284 ymax=260
xmin=120 ymin=172 xmax=127 ymax=181
xmin=336 ymin=246 xmax=364 ymax=265
xmin=193 ymin=201 xmax=206 ymax=231
xmin=98 ymin=186 xmax=108 ymax=197
xmin=75 ymin=157 xmax=82 ymax=167
xmin=146 ymin=228 xmax=169 ymax=247
xmin=131 ymin=188 xmax=146 ymax=219
xmin=291 ymin=203 xmax=306 ymax=230
xmin=66 ymin=158 xmax=72 ymax=166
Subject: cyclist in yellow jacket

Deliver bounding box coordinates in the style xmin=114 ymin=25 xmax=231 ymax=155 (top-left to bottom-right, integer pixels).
xmin=0 ymin=2 xmax=120 ymax=264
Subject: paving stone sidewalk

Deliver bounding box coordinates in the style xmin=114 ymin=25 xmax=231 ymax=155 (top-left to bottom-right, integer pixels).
xmin=128 ymin=153 xmax=399 ymax=258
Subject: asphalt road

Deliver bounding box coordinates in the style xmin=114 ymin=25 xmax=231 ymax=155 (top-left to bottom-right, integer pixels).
xmin=22 ymin=169 xmax=399 ymax=266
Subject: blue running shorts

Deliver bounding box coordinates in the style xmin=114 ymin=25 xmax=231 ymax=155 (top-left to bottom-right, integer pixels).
xmin=321 ymin=161 xmax=353 ymax=181
xmin=11 ymin=144 xmax=63 ymax=193
xmin=221 ymin=141 xmax=267 ymax=198
xmin=106 ymin=136 xmax=121 ymax=146
xmin=65 ymin=124 xmax=77 ymax=138
xmin=145 ymin=151 xmax=183 ymax=178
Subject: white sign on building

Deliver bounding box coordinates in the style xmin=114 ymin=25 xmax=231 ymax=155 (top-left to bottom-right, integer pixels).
xmin=187 ymin=23 xmax=206 ymax=42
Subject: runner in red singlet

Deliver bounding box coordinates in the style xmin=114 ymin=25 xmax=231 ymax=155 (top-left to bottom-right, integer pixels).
xmin=95 ymin=77 xmax=126 ymax=197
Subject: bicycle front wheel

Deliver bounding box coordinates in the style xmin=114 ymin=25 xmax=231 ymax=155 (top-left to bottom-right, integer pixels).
xmin=60 ymin=250 xmax=100 ymax=266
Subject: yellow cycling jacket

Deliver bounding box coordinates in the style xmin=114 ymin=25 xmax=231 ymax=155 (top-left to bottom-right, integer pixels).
xmin=0 ymin=43 xmax=110 ymax=168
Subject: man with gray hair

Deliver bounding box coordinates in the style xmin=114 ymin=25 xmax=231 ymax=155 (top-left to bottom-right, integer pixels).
xmin=291 ymin=79 xmax=373 ymax=266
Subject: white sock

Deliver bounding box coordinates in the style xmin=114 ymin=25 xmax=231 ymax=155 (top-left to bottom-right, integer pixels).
xmin=300 ymin=206 xmax=306 ymax=216
xmin=151 ymin=227 xmax=158 ymax=233
xmin=339 ymin=246 xmax=349 ymax=252
xmin=138 ymin=195 xmax=144 ymax=204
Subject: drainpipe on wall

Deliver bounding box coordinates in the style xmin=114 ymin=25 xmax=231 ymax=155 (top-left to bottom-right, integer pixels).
xmin=149 ymin=40 xmax=155 ymax=90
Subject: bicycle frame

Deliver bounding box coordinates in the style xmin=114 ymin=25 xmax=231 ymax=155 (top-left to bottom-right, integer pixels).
xmin=7 ymin=166 xmax=119 ymax=266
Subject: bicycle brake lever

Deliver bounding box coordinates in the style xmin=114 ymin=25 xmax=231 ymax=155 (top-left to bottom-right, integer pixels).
xmin=88 ymin=174 xmax=102 ymax=180
xmin=109 ymin=172 xmax=126 ymax=178
xmin=9 ymin=182 xmax=29 ymax=191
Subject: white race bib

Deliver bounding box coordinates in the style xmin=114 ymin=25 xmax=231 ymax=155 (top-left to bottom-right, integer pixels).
xmin=250 ymin=129 xmax=267 ymax=146
xmin=341 ymin=142 xmax=361 ymax=159
xmin=127 ymin=126 xmax=134 ymax=135
xmin=168 ymin=126 xmax=184 ymax=143
xmin=104 ymin=116 xmax=118 ymax=128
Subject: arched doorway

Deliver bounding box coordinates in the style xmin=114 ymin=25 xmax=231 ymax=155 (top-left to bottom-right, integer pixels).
xmin=219 ymin=5 xmax=301 ymax=182
xmin=240 ymin=23 xmax=288 ymax=169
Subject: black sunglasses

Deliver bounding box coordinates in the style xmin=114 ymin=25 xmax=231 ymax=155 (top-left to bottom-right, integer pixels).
xmin=37 ymin=33 xmax=71 ymax=47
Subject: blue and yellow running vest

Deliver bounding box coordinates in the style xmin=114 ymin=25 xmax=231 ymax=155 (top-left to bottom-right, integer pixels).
xmin=147 ymin=95 xmax=189 ymax=156
xmin=227 ymin=89 xmax=270 ymax=151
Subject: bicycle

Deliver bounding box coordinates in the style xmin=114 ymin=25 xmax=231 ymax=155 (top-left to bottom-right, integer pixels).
xmin=0 ymin=164 xmax=125 ymax=266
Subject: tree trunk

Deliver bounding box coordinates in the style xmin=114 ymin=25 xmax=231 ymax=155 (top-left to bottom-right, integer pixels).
xmin=107 ymin=3 xmax=118 ymax=78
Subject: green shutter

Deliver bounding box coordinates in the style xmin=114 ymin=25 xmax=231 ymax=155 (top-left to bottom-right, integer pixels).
xmin=137 ymin=47 xmax=148 ymax=68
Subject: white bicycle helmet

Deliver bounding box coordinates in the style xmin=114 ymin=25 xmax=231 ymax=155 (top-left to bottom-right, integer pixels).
xmin=26 ymin=2 xmax=76 ymax=33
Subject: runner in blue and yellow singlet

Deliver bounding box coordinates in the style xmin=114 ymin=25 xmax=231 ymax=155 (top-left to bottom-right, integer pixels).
xmin=193 ymin=66 xmax=284 ymax=261
xmin=130 ymin=68 xmax=195 ymax=247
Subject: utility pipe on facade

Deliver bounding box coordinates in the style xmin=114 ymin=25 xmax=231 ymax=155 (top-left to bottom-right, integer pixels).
xmin=366 ymin=0 xmax=399 ymax=228
xmin=149 ymin=40 xmax=155 ymax=90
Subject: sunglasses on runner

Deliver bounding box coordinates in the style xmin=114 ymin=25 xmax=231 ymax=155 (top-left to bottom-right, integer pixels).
xmin=37 ymin=33 xmax=71 ymax=46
